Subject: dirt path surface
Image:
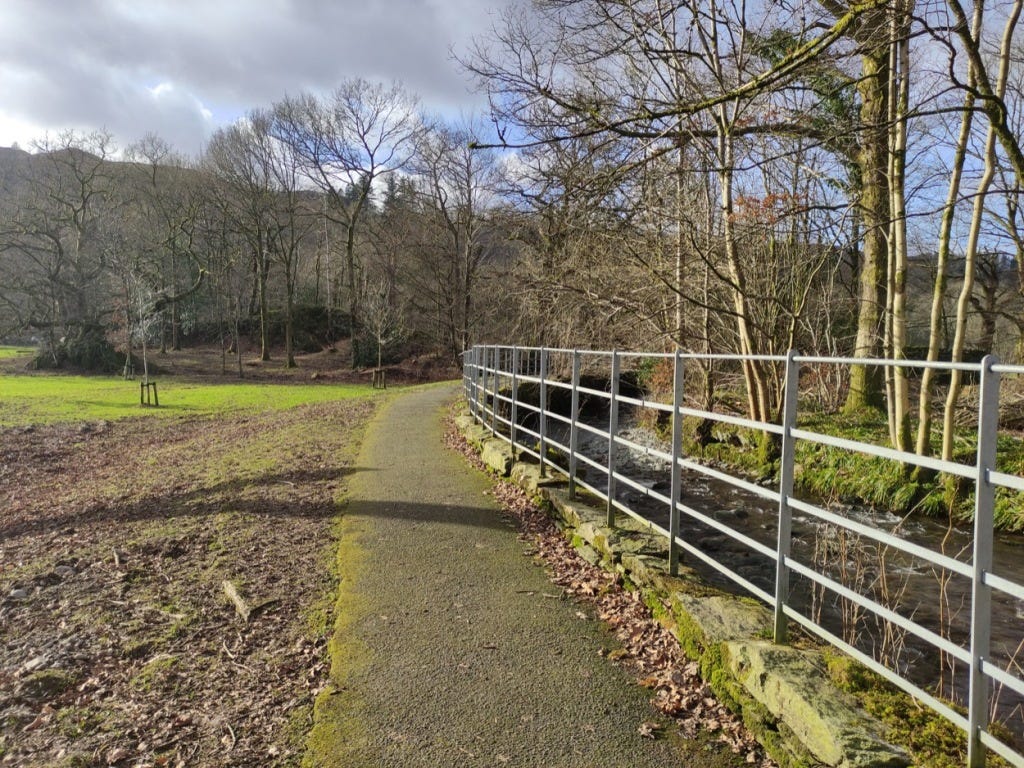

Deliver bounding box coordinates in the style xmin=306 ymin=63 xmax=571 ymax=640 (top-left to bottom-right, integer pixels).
xmin=312 ymin=385 xmax=746 ymax=767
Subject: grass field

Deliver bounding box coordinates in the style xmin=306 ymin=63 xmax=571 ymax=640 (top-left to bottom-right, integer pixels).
xmin=0 ymin=345 xmax=31 ymax=359
xmin=0 ymin=366 xmax=379 ymax=426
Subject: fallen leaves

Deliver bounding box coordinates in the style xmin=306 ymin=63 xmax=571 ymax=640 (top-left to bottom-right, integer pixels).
xmin=0 ymin=399 xmax=377 ymax=767
xmin=637 ymin=721 xmax=663 ymax=739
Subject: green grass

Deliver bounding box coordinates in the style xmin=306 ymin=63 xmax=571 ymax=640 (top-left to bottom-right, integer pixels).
xmin=0 ymin=345 xmax=33 ymax=360
xmin=0 ymin=373 xmax=379 ymax=426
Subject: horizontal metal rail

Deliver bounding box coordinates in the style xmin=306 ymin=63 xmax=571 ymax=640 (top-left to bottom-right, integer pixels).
xmin=985 ymin=571 xmax=1024 ymax=602
xmin=679 ymin=405 xmax=785 ymax=436
xmin=679 ymin=456 xmax=781 ymax=503
xmin=617 ymin=393 xmax=674 ymax=412
xmin=785 ymin=557 xmax=971 ymax=664
xmin=781 ymin=603 xmax=970 ymax=731
xmin=983 ymin=660 xmax=1024 ymax=701
xmin=464 ymin=344 xmax=1024 ymax=766
xmin=676 ymin=499 xmax=777 ymax=560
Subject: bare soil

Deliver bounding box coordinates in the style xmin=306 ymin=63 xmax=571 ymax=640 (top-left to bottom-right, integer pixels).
xmin=0 ymin=397 xmax=377 ymax=767
xmin=0 ymin=342 xmax=460 ymax=386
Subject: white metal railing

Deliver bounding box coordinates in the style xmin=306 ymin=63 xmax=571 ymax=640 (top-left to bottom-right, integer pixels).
xmin=462 ymin=344 xmax=1024 ymax=768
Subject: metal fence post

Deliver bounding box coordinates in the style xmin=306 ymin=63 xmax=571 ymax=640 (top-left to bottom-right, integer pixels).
xmin=511 ymin=347 xmax=520 ymax=453
xmin=475 ymin=346 xmax=483 ymax=420
xmin=967 ymin=354 xmax=999 ymax=768
xmin=480 ymin=346 xmax=487 ymax=427
xmin=606 ymin=350 xmax=620 ymax=527
xmin=539 ymin=348 xmax=548 ymax=477
xmin=469 ymin=347 xmax=477 ymax=419
xmin=490 ymin=346 xmax=498 ymax=435
xmin=569 ymin=349 xmax=581 ymax=500
xmin=668 ymin=351 xmax=684 ymax=575
xmin=483 ymin=346 xmax=490 ymax=430
xmin=773 ymin=349 xmax=800 ymax=644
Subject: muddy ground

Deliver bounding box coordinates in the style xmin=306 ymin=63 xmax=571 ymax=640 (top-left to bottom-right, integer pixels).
xmin=0 ymin=396 xmax=378 ymax=767
xmin=0 ymin=342 xmax=459 ymax=387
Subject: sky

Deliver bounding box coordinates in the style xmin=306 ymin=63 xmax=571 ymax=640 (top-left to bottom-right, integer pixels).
xmin=0 ymin=0 xmax=513 ymax=158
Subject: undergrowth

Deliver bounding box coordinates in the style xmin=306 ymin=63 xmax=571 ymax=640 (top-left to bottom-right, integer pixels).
xmin=637 ymin=396 xmax=1024 ymax=531
xmin=824 ymin=652 xmax=1015 ymax=768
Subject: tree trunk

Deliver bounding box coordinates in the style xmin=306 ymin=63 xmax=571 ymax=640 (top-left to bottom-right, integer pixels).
xmin=234 ymin=295 xmax=243 ymax=379
xmin=845 ymin=24 xmax=890 ymax=413
xmin=888 ymin=0 xmax=912 ymax=452
xmin=285 ymin=281 xmax=296 ymax=369
xmin=718 ymin=124 xmax=769 ymax=423
xmin=257 ymin=240 xmax=271 ymax=362
xmin=219 ymin=285 xmax=227 ymax=376
xmin=171 ymin=250 xmax=181 ymax=352
xmin=941 ymin=0 xmax=1020 ymax=462
xmin=942 ymin=129 xmax=996 ymax=461
xmin=346 ymin=221 xmax=359 ymax=368
xmin=915 ymin=91 xmax=974 ymax=458
xmin=123 ymin=279 xmax=134 ymax=380
xmin=675 ymin=139 xmax=685 ymax=348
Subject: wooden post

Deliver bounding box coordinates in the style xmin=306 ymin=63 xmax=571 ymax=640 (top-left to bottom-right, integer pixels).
xmin=140 ymin=381 xmax=159 ymax=407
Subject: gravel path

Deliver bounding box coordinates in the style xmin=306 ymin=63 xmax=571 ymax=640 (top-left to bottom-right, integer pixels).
xmin=315 ymin=384 xmax=721 ymax=767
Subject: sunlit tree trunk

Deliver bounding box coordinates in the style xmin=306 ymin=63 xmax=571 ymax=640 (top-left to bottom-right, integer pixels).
xmin=256 ymin=239 xmax=271 ymax=362
xmin=718 ymin=122 xmax=770 ymax=422
xmin=886 ymin=0 xmax=912 ymax=452
xmin=941 ymin=0 xmax=1022 ymax=461
xmin=915 ymin=92 xmax=974 ymax=458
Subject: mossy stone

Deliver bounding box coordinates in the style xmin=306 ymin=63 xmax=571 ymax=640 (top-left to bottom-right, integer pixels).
xmin=725 ymin=641 xmax=910 ymax=767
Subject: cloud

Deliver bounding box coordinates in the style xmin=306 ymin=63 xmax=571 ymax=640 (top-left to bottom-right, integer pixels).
xmin=0 ymin=0 xmax=513 ymax=158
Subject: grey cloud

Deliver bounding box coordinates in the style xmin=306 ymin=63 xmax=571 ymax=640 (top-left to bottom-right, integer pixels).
xmin=0 ymin=0 xmax=513 ymax=155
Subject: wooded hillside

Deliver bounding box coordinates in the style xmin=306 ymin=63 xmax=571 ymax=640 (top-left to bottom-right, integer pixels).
xmin=3 ymin=1 xmax=1024 ymax=463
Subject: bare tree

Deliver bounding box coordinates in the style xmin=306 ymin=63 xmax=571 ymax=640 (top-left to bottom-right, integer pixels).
xmin=272 ymin=80 xmax=422 ymax=366
xmin=124 ymin=133 xmax=207 ymax=354
xmin=0 ymin=130 xmax=121 ymax=368
xmin=942 ymin=0 xmax=1024 ymax=462
xmin=361 ymin=274 xmax=406 ymax=369
xmin=411 ymin=118 xmax=501 ymax=359
xmin=467 ymin=0 xmax=853 ymax=424
xmin=206 ymin=111 xmax=314 ymax=365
